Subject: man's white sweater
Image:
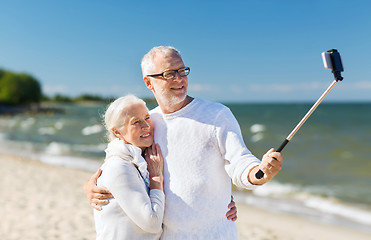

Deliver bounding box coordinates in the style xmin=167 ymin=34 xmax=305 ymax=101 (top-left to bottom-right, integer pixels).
xmin=150 ymin=98 xmax=261 ymax=240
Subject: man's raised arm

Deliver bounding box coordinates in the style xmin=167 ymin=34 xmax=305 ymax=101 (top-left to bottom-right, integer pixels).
xmin=248 ymin=148 xmax=283 ymax=185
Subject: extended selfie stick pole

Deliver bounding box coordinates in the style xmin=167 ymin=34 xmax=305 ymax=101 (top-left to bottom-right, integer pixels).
xmin=255 ymin=49 xmax=344 ymax=179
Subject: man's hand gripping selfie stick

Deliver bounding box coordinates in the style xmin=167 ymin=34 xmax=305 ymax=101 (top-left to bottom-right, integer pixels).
xmin=255 ymin=49 xmax=344 ymax=179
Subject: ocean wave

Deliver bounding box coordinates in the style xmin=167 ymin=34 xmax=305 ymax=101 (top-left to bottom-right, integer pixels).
xmin=44 ymin=141 xmax=107 ymax=157
xmin=304 ymin=196 xmax=371 ymax=225
xmin=0 ymin=140 xmax=102 ymax=172
xmin=20 ymin=117 xmax=36 ymax=130
xmin=55 ymin=121 xmax=64 ymax=130
xmin=82 ymin=124 xmax=104 ymax=135
xmin=252 ymin=181 xmax=299 ymax=197
xmin=37 ymin=121 xmax=65 ymax=135
xmin=251 ymin=133 xmax=264 ymax=142
xmin=73 ymin=143 xmax=107 ymax=153
xmin=250 ymin=123 xmax=266 ymax=133
xmin=235 ymin=181 xmax=371 ymax=232
xmin=45 ymin=142 xmax=72 ymax=155
xmin=38 ymin=154 xmax=102 ymax=172
xmin=0 ymin=137 xmax=106 ymax=160
xmin=38 ymin=127 xmax=57 ymax=135
xmin=2 ymin=118 xmax=18 ymax=128
xmin=249 ymin=124 xmax=266 ymax=142
xmin=0 ymin=133 xmax=6 ymax=140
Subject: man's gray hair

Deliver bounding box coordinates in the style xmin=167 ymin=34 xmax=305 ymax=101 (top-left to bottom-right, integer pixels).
xmin=141 ymin=46 xmax=182 ymax=77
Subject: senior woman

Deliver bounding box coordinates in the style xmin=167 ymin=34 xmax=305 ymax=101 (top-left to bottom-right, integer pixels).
xmin=94 ymin=95 xmax=164 ymax=240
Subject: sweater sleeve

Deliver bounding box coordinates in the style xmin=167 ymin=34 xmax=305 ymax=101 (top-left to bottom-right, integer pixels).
xmin=215 ymin=107 xmax=261 ymax=190
xmin=100 ymin=158 xmax=165 ymax=233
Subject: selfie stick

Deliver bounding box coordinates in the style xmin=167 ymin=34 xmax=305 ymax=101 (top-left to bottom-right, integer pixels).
xmin=255 ymin=49 xmax=344 ymax=179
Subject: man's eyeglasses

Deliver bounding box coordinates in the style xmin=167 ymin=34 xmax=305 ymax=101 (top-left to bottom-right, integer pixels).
xmin=147 ymin=67 xmax=190 ymax=80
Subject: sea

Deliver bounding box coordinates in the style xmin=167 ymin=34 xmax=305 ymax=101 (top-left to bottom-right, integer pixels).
xmin=0 ymin=101 xmax=370 ymax=233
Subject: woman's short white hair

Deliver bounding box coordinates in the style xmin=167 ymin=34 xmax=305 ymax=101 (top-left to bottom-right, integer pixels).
xmin=141 ymin=46 xmax=182 ymax=77
xmin=104 ymin=94 xmax=148 ymax=142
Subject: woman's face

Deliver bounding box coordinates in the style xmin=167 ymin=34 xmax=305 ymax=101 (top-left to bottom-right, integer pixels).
xmin=115 ymin=103 xmax=154 ymax=150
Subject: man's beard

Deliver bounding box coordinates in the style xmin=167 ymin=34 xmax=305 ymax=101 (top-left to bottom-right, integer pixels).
xmin=156 ymin=88 xmax=187 ymax=109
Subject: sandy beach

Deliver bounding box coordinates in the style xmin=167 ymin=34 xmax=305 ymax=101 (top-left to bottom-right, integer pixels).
xmin=1 ymin=153 xmax=370 ymax=240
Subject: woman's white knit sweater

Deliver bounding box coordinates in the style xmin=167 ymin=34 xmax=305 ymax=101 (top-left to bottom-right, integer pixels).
xmin=150 ymin=98 xmax=261 ymax=240
xmin=94 ymin=139 xmax=165 ymax=240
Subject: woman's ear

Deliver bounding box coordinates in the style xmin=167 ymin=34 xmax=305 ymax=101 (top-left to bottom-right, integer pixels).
xmin=112 ymin=127 xmax=128 ymax=143
xmin=112 ymin=127 xmax=122 ymax=139
xmin=144 ymin=76 xmax=153 ymax=90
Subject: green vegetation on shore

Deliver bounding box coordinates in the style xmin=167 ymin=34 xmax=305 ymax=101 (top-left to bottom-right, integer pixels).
xmin=0 ymin=68 xmax=156 ymax=108
xmin=0 ymin=69 xmax=41 ymax=105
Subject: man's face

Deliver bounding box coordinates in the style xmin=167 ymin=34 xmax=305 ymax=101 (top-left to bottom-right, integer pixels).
xmin=148 ymin=53 xmax=188 ymax=108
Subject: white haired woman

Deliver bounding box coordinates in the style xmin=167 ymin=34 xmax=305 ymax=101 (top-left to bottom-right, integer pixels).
xmin=94 ymin=95 xmax=164 ymax=240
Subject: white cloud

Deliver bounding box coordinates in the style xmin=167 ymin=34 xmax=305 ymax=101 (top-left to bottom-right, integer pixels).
xmin=42 ymin=84 xmax=153 ymax=98
xmin=229 ymin=85 xmax=245 ymax=94
xmin=43 ymin=85 xmax=68 ymax=95
xmin=189 ymin=83 xmax=218 ymax=92
xmin=248 ymin=82 xmax=327 ymax=93
xmin=76 ymin=84 xmax=152 ymax=98
xmin=352 ymin=81 xmax=371 ymax=89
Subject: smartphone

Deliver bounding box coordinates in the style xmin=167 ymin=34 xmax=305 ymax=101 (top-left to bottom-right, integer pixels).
xmin=321 ymin=49 xmax=344 ymax=72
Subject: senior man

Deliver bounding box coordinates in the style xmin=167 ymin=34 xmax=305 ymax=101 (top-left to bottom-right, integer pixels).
xmin=85 ymin=46 xmax=283 ymax=239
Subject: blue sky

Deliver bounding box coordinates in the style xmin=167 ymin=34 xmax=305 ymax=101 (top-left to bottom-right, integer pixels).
xmin=1 ymin=0 xmax=370 ymax=102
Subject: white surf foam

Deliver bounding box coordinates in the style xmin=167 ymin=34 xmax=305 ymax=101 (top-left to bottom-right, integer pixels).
xmin=82 ymin=124 xmax=104 ymax=135
xmin=250 ymin=123 xmax=266 ymax=133
xmin=234 ymin=181 xmax=371 ymax=232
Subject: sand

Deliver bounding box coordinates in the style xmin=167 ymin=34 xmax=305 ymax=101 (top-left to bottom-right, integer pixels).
xmin=1 ymin=153 xmax=370 ymax=240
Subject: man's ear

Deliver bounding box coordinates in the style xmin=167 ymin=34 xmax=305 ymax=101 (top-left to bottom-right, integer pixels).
xmin=144 ymin=76 xmax=153 ymax=90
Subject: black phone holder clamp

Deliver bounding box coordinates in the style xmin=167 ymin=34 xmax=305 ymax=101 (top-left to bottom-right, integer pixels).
xmin=322 ymin=49 xmax=344 ymax=81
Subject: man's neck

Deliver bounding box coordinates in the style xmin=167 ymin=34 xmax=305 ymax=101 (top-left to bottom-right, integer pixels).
xmin=158 ymin=95 xmax=194 ymax=114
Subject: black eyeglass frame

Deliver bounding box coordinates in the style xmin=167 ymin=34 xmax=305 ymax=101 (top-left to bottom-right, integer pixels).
xmin=147 ymin=67 xmax=190 ymax=80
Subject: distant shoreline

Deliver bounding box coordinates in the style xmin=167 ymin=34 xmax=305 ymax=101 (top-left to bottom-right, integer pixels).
xmin=0 ymin=104 xmax=65 ymax=115
xmin=2 ymin=100 xmax=369 ymax=115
